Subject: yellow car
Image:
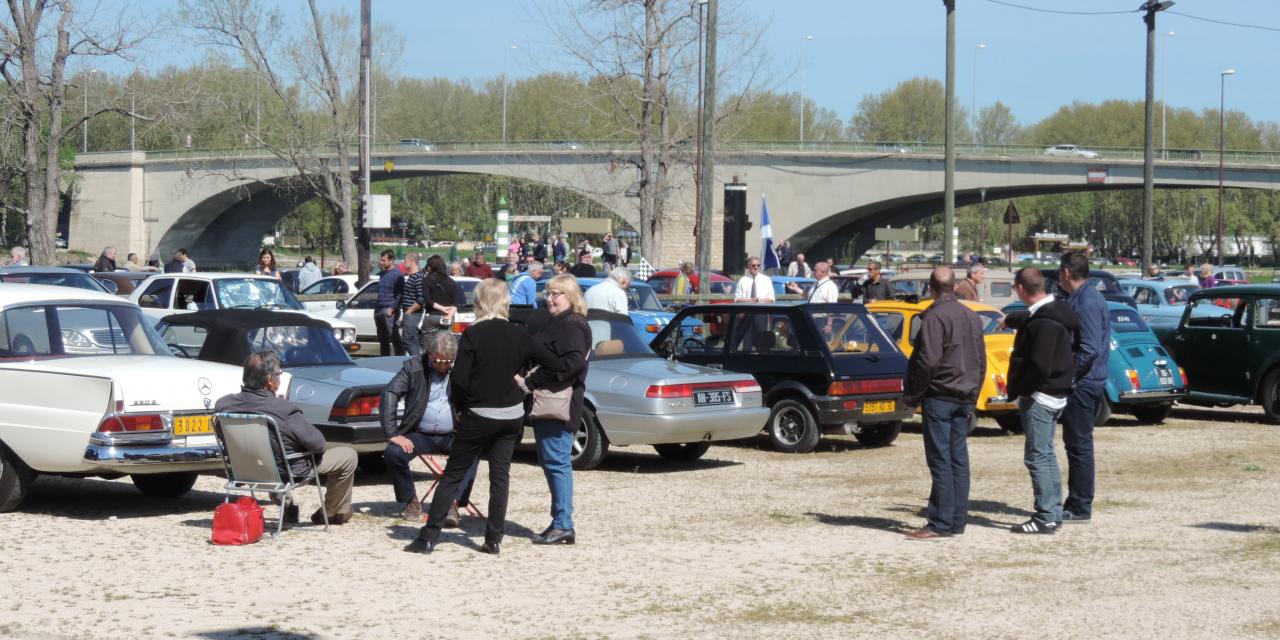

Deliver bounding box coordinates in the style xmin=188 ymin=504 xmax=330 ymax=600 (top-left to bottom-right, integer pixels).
xmin=866 ymin=299 xmax=1019 ymax=431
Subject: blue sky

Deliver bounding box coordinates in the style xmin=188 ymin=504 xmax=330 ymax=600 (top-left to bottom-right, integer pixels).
xmin=140 ymin=0 xmax=1279 ymax=127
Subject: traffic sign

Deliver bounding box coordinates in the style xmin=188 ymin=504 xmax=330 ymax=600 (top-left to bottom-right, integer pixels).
xmin=1003 ymin=202 xmax=1021 ymax=225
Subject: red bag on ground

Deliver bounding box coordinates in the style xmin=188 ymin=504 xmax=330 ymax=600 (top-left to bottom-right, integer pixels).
xmin=211 ymin=497 xmax=265 ymax=546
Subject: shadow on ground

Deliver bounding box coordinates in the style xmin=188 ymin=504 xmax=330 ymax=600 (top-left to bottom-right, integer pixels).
xmin=20 ymin=476 xmax=224 ymax=521
xmin=1188 ymin=522 xmax=1280 ymax=534
xmin=196 ymin=628 xmax=318 ymax=640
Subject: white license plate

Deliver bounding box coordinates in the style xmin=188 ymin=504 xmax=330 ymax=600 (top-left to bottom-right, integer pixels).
xmin=1157 ymin=368 xmax=1174 ymax=387
xmin=694 ymin=390 xmax=734 ymax=406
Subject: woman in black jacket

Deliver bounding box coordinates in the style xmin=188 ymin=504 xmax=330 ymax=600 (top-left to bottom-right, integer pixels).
xmin=405 ymin=279 xmax=562 ymax=556
xmin=520 ymin=274 xmax=592 ymax=546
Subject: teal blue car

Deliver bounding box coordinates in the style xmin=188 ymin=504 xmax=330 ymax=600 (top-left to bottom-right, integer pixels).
xmin=1002 ymin=300 xmax=1187 ymax=425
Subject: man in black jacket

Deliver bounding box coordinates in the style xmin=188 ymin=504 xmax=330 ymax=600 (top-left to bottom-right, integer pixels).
xmin=903 ymin=267 xmax=987 ymax=541
xmin=1005 ymin=268 xmax=1079 ymax=535
xmin=214 ymin=351 xmax=357 ymax=525
xmin=380 ymin=332 xmax=478 ymax=524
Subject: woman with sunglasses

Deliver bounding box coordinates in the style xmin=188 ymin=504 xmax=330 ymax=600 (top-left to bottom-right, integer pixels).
xmin=519 ymin=274 xmax=591 ymax=545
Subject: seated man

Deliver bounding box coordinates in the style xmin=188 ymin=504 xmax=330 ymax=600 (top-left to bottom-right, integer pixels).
xmin=214 ymin=351 xmax=357 ymax=525
xmin=381 ymin=332 xmax=479 ymax=525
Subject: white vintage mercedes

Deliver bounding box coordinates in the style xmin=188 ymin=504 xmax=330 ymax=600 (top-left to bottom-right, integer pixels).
xmin=0 ymin=284 xmax=243 ymax=511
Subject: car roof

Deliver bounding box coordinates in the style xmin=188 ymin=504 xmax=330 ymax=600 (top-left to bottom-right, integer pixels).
xmin=0 ymin=266 xmax=94 ymax=275
xmin=867 ymin=299 xmax=1003 ymax=314
xmin=145 ymin=272 xmax=280 ymax=281
xmin=0 ymin=282 xmax=128 ymax=305
xmin=1189 ymin=284 xmax=1280 ymax=297
xmin=647 ymin=270 xmax=732 ymax=282
xmin=1117 ymin=278 xmax=1196 ymax=289
xmin=158 ymin=308 xmax=328 ymax=330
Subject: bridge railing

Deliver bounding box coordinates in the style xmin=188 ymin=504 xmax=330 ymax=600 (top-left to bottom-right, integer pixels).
xmin=109 ymin=140 xmax=1280 ymax=166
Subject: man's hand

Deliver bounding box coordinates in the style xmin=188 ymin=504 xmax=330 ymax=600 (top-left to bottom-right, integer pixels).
xmin=384 ymin=308 xmax=394 ymax=317
xmin=785 ymin=282 xmax=801 ymax=294
xmin=389 ymin=435 xmax=414 ymax=454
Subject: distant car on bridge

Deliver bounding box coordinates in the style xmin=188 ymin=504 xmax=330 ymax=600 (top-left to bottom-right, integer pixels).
xmin=1043 ymin=144 xmax=1100 ymax=159
xmin=398 ymin=138 xmax=434 ymax=151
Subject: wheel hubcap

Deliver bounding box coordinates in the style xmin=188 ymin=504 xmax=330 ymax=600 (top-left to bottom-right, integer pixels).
xmin=573 ymin=423 xmax=588 ymax=456
xmin=773 ymin=408 xmax=804 ymax=445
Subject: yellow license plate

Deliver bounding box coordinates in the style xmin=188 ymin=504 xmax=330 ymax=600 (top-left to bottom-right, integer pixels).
xmin=863 ymin=400 xmax=896 ymax=415
xmin=173 ymin=415 xmax=213 ymax=436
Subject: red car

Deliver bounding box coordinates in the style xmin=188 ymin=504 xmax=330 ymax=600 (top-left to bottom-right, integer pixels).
xmin=1114 ymin=257 xmax=1138 ymax=267
xmin=646 ymin=270 xmax=736 ymax=297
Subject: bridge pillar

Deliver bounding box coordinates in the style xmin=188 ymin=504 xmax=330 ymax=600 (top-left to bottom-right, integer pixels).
xmin=71 ymin=152 xmax=151 ymax=259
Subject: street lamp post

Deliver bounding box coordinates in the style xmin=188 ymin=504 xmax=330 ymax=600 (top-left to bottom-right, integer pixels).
xmin=799 ymin=34 xmax=813 ymax=148
xmin=971 ymin=42 xmax=985 ymax=146
xmin=502 ymin=44 xmax=518 ymax=145
xmin=1161 ymin=31 xmax=1174 ymax=158
xmin=694 ymin=0 xmax=708 ymax=269
xmin=1218 ymin=68 xmax=1236 ymax=266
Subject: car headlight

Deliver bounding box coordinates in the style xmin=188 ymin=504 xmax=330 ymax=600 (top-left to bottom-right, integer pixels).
xmin=61 ymin=328 xmax=92 ymax=348
xmin=334 ymin=328 xmax=356 ymax=344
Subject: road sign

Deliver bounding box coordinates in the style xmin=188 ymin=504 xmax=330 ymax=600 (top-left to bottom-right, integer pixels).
xmin=509 ymin=215 xmax=552 ymax=222
xmin=1003 ymin=202 xmax=1021 ymax=225
xmin=384 ymin=159 xmax=394 ymax=173
xmin=874 ymin=227 xmax=919 ymax=242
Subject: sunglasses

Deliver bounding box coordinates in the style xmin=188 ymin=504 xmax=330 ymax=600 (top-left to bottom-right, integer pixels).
xmin=431 ymin=358 xmax=454 ymax=365
xmin=547 ymin=290 xmax=566 ymax=298
xmin=748 ymin=263 xmax=761 ymax=269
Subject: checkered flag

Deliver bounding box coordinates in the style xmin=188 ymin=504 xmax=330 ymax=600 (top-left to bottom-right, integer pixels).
xmin=633 ymin=256 xmax=656 ymax=281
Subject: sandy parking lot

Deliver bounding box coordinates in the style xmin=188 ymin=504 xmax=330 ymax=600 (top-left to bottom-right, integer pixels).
xmin=1 ymin=405 xmax=1278 ymax=639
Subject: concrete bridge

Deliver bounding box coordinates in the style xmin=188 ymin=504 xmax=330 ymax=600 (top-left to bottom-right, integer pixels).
xmin=70 ymin=142 xmax=1280 ymax=268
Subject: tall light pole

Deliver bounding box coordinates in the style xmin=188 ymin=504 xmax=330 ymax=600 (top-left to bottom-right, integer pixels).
xmin=694 ymin=0 xmax=708 ymax=269
xmin=1161 ymin=31 xmax=1174 ymax=158
xmin=799 ymin=34 xmax=813 ymax=148
xmin=942 ymin=0 xmax=956 ymax=264
xmin=82 ymin=68 xmax=97 ymax=153
xmin=971 ymin=42 xmax=985 ymax=146
xmin=698 ymin=0 xmax=717 ymax=296
xmin=1140 ymin=0 xmax=1173 ymax=278
xmin=1218 ymin=68 xmax=1236 ymax=266
xmin=502 ymin=44 xmax=518 ymax=145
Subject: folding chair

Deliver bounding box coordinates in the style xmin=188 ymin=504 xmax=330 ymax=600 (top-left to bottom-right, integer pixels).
xmin=214 ymin=412 xmax=328 ymax=538
xmin=416 ymin=452 xmax=484 ymax=519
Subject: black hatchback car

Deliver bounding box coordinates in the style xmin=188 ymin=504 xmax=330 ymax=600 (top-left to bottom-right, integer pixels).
xmin=651 ymin=303 xmax=911 ymax=453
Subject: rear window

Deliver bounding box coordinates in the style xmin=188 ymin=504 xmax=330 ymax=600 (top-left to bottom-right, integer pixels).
xmin=0 ymin=273 xmax=107 ymax=292
xmin=246 ymin=325 xmax=351 ymax=366
xmin=1110 ymin=308 xmax=1150 ymax=334
xmin=977 ymin=310 xmax=1012 ymax=334
xmin=586 ymin=317 xmax=654 ymax=358
xmin=809 ymin=310 xmax=895 ymax=354
xmin=0 ymin=304 xmax=167 ymax=357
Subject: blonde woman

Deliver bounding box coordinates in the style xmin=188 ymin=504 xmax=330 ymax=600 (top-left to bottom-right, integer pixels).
xmin=406 ymin=278 xmax=563 ymax=557
xmin=519 ymin=274 xmax=591 ymax=546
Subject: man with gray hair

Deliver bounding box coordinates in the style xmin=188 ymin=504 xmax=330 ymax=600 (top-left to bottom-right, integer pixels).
xmin=380 ymin=332 xmax=479 ymax=524
xmin=954 ymin=262 xmax=985 ymax=302
xmin=510 ymin=260 xmax=544 ymax=307
xmin=7 ymin=246 xmax=28 ymax=266
xmin=93 ymin=246 xmax=118 ymax=273
xmin=585 ymin=266 xmax=631 ymax=314
xmin=213 ymin=351 xmax=357 ymax=525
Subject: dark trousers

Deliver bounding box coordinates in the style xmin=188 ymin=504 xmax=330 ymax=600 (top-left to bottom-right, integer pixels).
xmin=401 ymin=312 xmax=423 ymax=357
xmin=921 ymin=397 xmax=972 ymax=534
xmin=383 ymin=431 xmax=478 ymax=506
xmin=375 ymin=307 xmax=403 ymax=356
xmin=1061 ymin=384 xmax=1103 ymax=518
xmin=417 ymin=412 xmax=523 ymax=545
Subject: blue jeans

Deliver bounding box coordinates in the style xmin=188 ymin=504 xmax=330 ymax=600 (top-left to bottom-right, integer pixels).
xmin=400 ymin=312 xmax=423 ymax=357
xmin=1019 ymin=397 xmax=1064 ymax=526
xmin=1062 ymin=385 xmax=1103 ymax=518
xmin=921 ymin=397 xmax=972 ymax=534
xmin=533 ymin=420 xmax=575 ymax=530
xmin=383 ymin=431 xmax=478 ymax=506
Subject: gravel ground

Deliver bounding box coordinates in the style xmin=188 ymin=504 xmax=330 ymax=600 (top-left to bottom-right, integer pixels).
xmin=1 ymin=405 xmax=1278 ymax=639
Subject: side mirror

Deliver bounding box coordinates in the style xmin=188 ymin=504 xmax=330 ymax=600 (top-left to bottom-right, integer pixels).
xmin=335 ymin=301 xmax=346 ymax=311
xmin=99 ymin=279 xmax=119 ymax=295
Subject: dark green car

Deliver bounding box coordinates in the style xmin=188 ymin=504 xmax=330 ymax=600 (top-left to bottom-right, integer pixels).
xmin=1164 ymin=284 xmax=1280 ymax=422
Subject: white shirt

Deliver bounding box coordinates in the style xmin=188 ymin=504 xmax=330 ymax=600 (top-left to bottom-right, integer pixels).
xmin=585 ymin=279 xmax=629 ymax=314
xmin=807 ymin=277 xmax=839 ymax=304
xmin=787 ymin=261 xmax=811 ymax=277
xmin=735 ymin=273 xmax=775 ymax=301
xmin=1026 ymin=296 xmax=1068 ymax=410
xmin=183 ymin=259 xmax=197 ymax=273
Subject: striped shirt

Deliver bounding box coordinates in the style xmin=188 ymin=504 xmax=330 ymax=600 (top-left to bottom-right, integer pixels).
xmin=401 ymin=271 xmax=425 ymax=311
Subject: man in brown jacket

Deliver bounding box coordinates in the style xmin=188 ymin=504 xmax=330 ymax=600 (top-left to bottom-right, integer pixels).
xmin=954 ymin=262 xmax=984 ymax=301
xmin=902 ymin=267 xmax=987 ymax=540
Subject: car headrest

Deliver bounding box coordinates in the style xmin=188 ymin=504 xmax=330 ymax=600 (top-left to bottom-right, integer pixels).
xmin=594 ymin=339 xmax=624 ymax=356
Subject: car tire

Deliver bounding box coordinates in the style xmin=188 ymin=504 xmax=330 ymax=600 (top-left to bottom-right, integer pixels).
xmin=855 ymin=421 xmax=903 ymax=448
xmin=766 ymin=399 xmax=820 ymax=453
xmin=131 ymin=472 xmax=199 ymax=498
xmin=0 ymin=444 xmax=36 ymax=513
xmin=571 ymin=407 xmax=609 ymax=470
xmin=1131 ymin=402 xmax=1173 ymax=425
xmin=1260 ymin=369 xmax=1280 ymax=424
xmin=995 ymin=413 xmax=1023 ymax=434
xmin=357 ymin=453 xmax=387 ymax=475
xmin=653 ymin=441 xmax=712 ymax=462
xmin=1095 ymin=399 xmax=1113 ymax=426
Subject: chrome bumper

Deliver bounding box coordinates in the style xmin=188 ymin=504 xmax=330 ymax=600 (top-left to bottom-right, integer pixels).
xmin=594 ymin=406 xmax=770 ymax=446
xmin=83 ymin=442 xmax=223 ymax=470
xmin=1117 ymin=389 xmax=1185 ymax=402
xmin=980 ymin=395 xmax=1017 ymax=413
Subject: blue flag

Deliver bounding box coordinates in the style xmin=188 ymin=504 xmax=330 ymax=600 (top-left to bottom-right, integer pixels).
xmin=761 ymin=193 xmax=780 ymax=270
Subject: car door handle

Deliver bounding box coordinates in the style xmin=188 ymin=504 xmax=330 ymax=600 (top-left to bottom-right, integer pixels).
xmin=707 ymin=363 xmax=723 ymax=369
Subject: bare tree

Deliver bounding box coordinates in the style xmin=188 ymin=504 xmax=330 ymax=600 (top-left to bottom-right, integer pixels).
xmin=180 ymin=0 xmax=361 ymax=267
xmin=0 ymin=0 xmax=148 ymax=264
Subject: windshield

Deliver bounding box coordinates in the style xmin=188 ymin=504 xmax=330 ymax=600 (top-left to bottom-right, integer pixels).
xmin=215 ymin=278 xmax=304 ymax=310
xmin=457 ymin=280 xmax=478 ymax=307
xmin=0 ymin=303 xmax=169 ymax=357
xmin=809 ymin=310 xmax=895 ymax=354
xmin=977 ymin=310 xmax=1013 ymax=334
xmin=1110 ymin=307 xmax=1151 ymax=334
xmin=0 ymin=272 xmax=108 ymax=293
xmin=586 ymin=317 xmax=655 ymax=358
xmin=628 ymin=285 xmax=663 ymax=311
xmin=246 ymin=325 xmax=353 ymax=366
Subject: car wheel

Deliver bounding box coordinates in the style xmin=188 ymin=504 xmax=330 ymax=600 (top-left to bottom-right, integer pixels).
xmin=0 ymin=444 xmax=35 ymax=512
xmin=855 ymin=421 xmax=903 ymax=447
xmin=766 ymin=398 xmax=820 ymax=453
xmin=653 ymin=441 xmax=712 ymax=462
xmin=357 ymin=453 xmax=387 ymax=475
xmin=131 ymin=472 xmax=199 ymax=498
xmin=995 ymin=413 xmax=1023 ymax=434
xmin=1260 ymin=369 xmax=1280 ymax=424
xmin=1131 ymin=402 xmax=1173 ymax=425
xmin=571 ymin=406 xmax=608 ymax=470
xmin=1095 ymin=399 xmax=1113 ymax=426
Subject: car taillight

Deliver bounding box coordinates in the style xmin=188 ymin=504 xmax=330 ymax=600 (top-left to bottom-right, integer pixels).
xmin=731 ymin=379 xmax=761 ymax=393
xmin=829 ymin=378 xmax=904 ymax=396
xmin=993 ymin=373 xmax=1008 ymax=396
xmin=330 ymin=395 xmax=381 ymax=420
xmin=645 ymin=380 xmax=755 ymax=398
xmin=97 ymin=413 xmax=165 ymax=433
xmin=1126 ymin=369 xmax=1140 ymax=391
xmin=646 ymin=324 xmax=660 ymax=333
xmin=451 ymin=321 xmax=471 ymax=333
xmin=1179 ymin=367 xmax=1188 ymax=387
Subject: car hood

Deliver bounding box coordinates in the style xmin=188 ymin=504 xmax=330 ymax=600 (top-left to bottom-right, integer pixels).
xmin=10 ymin=355 xmax=242 ymax=413
xmin=589 ymin=355 xmax=753 ymax=382
xmin=287 ymin=364 xmax=394 ymax=388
